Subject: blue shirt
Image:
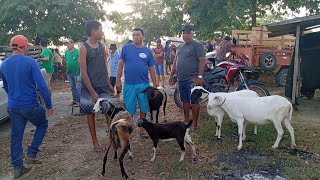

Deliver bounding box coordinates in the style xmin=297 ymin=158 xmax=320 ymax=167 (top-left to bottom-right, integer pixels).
xmin=0 ymin=55 xmax=52 ymax=109
xmin=120 ymin=43 xmax=155 ymax=84
xmin=109 ymin=51 xmax=120 ymax=77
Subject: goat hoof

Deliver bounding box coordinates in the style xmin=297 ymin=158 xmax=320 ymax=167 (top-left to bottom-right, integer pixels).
xmin=150 ymin=158 xmax=155 ymax=162
xmin=217 ymin=137 xmax=222 ymax=141
xmin=237 ymin=146 xmax=242 ymax=151
xmin=271 ymin=145 xmax=278 ymax=149
xmin=291 ymin=144 xmax=297 ymax=149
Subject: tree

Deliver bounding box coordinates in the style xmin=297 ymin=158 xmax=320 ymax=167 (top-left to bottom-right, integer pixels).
xmin=111 ymin=0 xmax=183 ymax=46
xmin=0 ymin=0 xmax=111 ymax=45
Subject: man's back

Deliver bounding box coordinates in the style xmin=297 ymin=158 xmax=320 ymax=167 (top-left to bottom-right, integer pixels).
xmin=216 ymin=40 xmax=231 ymax=59
xmin=1 ymin=55 xmax=47 ymax=108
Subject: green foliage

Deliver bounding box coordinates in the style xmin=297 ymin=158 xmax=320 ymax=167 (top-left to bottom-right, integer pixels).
xmin=0 ymin=0 xmax=110 ymax=45
xmin=111 ymin=0 xmax=182 ymax=45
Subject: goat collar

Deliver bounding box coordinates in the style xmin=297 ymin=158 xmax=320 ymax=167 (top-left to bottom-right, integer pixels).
xmin=219 ymin=97 xmax=226 ymax=106
xmin=203 ymin=93 xmax=209 ymax=100
xmin=109 ymin=106 xmax=116 ymax=119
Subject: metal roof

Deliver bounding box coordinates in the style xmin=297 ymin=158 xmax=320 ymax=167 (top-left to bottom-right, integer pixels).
xmin=265 ymin=14 xmax=320 ymax=37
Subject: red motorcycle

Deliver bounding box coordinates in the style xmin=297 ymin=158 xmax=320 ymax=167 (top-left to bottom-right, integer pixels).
xmin=174 ymin=50 xmax=270 ymax=109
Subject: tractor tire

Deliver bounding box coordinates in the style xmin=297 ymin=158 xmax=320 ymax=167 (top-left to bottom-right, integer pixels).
xmin=275 ymin=68 xmax=288 ymax=87
xmin=259 ymin=52 xmax=277 ymax=70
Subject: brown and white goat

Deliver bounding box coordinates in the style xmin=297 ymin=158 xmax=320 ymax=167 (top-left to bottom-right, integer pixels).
xmin=100 ymin=107 xmax=135 ymax=179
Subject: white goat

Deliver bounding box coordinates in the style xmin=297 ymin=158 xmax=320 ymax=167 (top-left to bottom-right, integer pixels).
xmin=191 ymin=86 xmax=259 ymax=139
xmin=208 ymin=95 xmax=296 ymax=150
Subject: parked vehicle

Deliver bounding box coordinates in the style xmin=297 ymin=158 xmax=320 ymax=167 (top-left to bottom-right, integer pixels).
xmin=173 ymin=50 xmax=270 ymax=109
xmin=232 ymin=26 xmax=295 ymax=87
xmin=0 ymin=60 xmax=9 ymax=123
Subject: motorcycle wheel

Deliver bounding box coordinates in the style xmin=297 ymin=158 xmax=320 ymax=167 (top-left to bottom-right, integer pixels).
xmin=238 ymin=83 xmax=270 ymax=96
xmin=173 ymin=88 xmax=183 ymax=109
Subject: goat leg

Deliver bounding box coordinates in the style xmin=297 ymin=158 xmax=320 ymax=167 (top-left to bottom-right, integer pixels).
xmin=128 ymin=143 xmax=133 ymax=159
xmin=156 ymin=109 xmax=160 ymax=123
xmin=150 ymin=109 xmax=154 ymax=122
xmin=119 ymin=145 xmax=129 ymax=179
xmin=102 ymin=142 xmax=112 ymax=176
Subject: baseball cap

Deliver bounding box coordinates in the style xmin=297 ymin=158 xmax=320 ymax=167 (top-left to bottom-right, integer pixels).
xmin=181 ymin=24 xmax=194 ymax=32
xmin=156 ymin=39 xmax=161 ymax=43
xmin=10 ymin=35 xmax=33 ymax=48
xmin=67 ymin=38 xmax=74 ymax=43
xmin=109 ymin=44 xmax=117 ymax=49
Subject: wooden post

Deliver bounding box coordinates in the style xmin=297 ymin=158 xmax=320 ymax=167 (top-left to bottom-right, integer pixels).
xmin=292 ymin=25 xmax=301 ymax=104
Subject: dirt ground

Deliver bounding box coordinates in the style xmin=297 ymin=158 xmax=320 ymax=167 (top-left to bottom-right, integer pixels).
xmin=0 ymin=75 xmax=319 ymax=180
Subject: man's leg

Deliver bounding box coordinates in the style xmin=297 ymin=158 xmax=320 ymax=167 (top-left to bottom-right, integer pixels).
xmin=26 ymin=106 xmax=48 ymax=159
xmin=179 ymin=81 xmax=190 ymax=122
xmin=87 ymin=113 xmax=103 ymax=150
xmin=67 ymin=73 xmax=77 ymax=103
xmin=160 ymin=64 xmax=165 ymax=87
xmin=80 ymin=88 xmax=103 ymax=151
xmin=183 ymin=102 xmax=190 ymax=123
xmin=8 ymin=108 xmax=28 ymax=170
xmin=192 ymin=104 xmax=200 ymax=129
xmin=137 ymin=84 xmax=150 ymax=137
xmin=75 ymin=75 xmax=81 ymax=103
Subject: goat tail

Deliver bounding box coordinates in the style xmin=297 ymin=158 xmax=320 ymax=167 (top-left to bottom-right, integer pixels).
xmin=186 ymin=120 xmax=193 ymax=129
xmin=163 ymin=92 xmax=167 ymax=117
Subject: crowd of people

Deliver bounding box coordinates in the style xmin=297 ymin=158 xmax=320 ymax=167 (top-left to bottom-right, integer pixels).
xmin=0 ymin=19 xmax=235 ymax=178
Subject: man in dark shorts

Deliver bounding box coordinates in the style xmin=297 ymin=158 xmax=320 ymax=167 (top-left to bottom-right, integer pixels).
xmin=79 ymin=20 xmax=114 ymax=151
xmin=169 ymin=24 xmax=206 ymax=129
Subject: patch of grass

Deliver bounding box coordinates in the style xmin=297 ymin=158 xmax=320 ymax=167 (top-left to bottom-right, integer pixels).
xmin=194 ymin=110 xmax=320 ymax=179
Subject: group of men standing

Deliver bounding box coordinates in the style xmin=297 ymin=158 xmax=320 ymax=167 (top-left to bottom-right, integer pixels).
xmin=0 ymin=20 xmax=206 ymax=178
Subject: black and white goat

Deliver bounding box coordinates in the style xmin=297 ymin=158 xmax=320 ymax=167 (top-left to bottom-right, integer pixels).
xmin=141 ymin=86 xmax=167 ymax=123
xmin=93 ymin=98 xmax=134 ymax=179
xmin=92 ymin=98 xmax=125 ymax=129
xmin=137 ymin=118 xmax=196 ymax=162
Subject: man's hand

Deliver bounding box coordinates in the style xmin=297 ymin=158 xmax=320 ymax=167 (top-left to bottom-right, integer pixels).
xmin=109 ymin=84 xmax=115 ymax=96
xmin=91 ymin=91 xmax=99 ymax=102
xmin=46 ymin=108 xmax=53 ymax=116
xmin=116 ymin=81 xmax=122 ymax=93
xmin=196 ymin=77 xmax=204 ymax=86
xmin=169 ymin=75 xmax=177 ymax=85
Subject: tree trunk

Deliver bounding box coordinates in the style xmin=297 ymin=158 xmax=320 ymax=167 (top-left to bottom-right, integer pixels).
xmin=250 ymin=0 xmax=257 ymax=27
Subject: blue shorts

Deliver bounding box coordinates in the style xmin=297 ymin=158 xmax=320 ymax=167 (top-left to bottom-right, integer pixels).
xmin=155 ymin=63 xmax=164 ymax=75
xmin=123 ymin=83 xmax=150 ymax=116
xmin=178 ymin=80 xmax=198 ymax=104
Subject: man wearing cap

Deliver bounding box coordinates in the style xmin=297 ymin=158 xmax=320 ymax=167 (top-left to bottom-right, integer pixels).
xmin=108 ymin=43 xmax=120 ymax=97
xmin=169 ymin=24 xmax=206 ymax=129
xmin=0 ymin=35 xmax=53 ymax=178
xmin=39 ymin=39 xmax=54 ymax=88
xmin=65 ymin=39 xmax=81 ymax=105
xmin=153 ymin=39 xmax=165 ymax=87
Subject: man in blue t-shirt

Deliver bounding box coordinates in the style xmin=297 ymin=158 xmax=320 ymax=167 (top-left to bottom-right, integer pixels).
xmin=116 ymin=28 xmax=157 ymax=136
xmin=0 ymin=35 xmax=53 ymax=179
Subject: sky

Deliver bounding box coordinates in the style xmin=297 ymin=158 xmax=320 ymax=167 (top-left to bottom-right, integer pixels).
xmin=102 ymin=0 xmax=132 ymax=41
